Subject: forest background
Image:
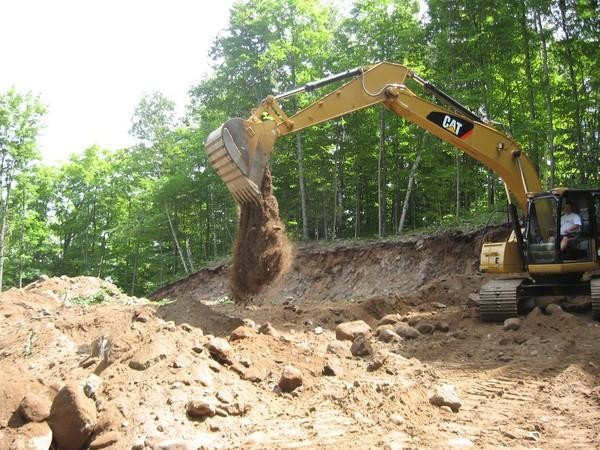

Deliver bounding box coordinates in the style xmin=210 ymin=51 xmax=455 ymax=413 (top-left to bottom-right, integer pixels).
xmin=0 ymin=0 xmax=598 ymax=295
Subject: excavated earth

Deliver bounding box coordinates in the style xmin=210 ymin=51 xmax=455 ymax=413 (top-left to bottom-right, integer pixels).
xmin=1 ymin=228 xmax=599 ymax=449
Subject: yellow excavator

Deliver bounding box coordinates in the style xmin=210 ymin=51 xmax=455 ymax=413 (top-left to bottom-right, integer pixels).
xmin=205 ymin=62 xmax=600 ymax=321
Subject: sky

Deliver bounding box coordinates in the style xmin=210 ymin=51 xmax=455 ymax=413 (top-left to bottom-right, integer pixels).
xmin=0 ymin=0 xmax=235 ymax=163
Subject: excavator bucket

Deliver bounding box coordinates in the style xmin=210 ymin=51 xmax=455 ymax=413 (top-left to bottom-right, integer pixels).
xmin=205 ymin=118 xmax=277 ymax=204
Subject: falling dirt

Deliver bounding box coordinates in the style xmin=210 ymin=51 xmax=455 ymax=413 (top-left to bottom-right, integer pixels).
xmin=1 ymin=228 xmax=599 ymax=449
xmin=230 ymin=167 xmax=291 ymax=302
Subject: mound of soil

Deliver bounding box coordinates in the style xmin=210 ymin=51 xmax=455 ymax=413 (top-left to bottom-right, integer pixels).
xmin=2 ymin=227 xmax=599 ymax=449
xmin=230 ymin=167 xmax=291 ymax=301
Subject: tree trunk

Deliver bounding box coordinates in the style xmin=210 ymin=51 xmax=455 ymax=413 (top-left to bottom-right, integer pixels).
xmin=378 ymin=108 xmax=387 ymax=238
xmin=398 ymin=150 xmax=422 ymax=234
xmin=536 ymin=10 xmax=556 ymax=187
xmin=296 ymin=133 xmax=309 ymax=240
xmin=165 ymin=202 xmax=189 ymax=274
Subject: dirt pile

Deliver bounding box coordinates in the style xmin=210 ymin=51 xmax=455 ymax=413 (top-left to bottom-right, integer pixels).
xmin=1 ymin=229 xmax=599 ymax=448
xmin=230 ymin=167 xmax=292 ymax=302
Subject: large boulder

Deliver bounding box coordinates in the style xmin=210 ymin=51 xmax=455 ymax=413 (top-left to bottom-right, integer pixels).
xmin=48 ymin=383 xmax=97 ymax=450
xmin=335 ymin=320 xmax=372 ymax=341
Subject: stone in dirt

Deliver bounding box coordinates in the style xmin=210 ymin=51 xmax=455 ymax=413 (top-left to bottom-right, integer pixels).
xmin=186 ymin=399 xmax=217 ymax=418
xmin=229 ymin=326 xmax=254 ymax=341
xmin=435 ymin=321 xmax=450 ymax=332
xmin=10 ymin=421 xmax=52 ymax=450
xmin=367 ymin=349 xmax=389 ymax=371
xmin=48 ymin=383 xmax=97 ymax=450
xmin=326 ymin=341 xmax=351 ymax=358
xmin=19 ymin=392 xmax=51 ymax=423
xmin=503 ymin=318 xmax=521 ymax=331
xmin=545 ymin=303 xmax=563 ymax=315
xmin=89 ymin=431 xmax=120 ymax=449
xmin=395 ymin=323 xmax=420 ymax=339
xmin=429 ymin=384 xmax=462 ymax=412
xmin=129 ymin=338 xmax=171 ymax=370
xmin=206 ymin=337 xmax=233 ymax=365
xmin=323 ymin=359 xmax=343 ymax=376
xmin=335 ymin=320 xmax=372 ymax=341
xmin=257 ymin=322 xmax=278 ymax=336
xmin=230 ymin=167 xmax=292 ymax=302
xmin=416 ymin=323 xmax=435 ymax=335
xmin=278 ymin=365 xmax=303 ymax=393
xmin=377 ymin=314 xmax=402 ymax=326
xmin=350 ymin=334 xmax=373 ymax=357
xmin=377 ymin=328 xmax=401 ymax=343
xmin=241 ymin=367 xmax=264 ymax=383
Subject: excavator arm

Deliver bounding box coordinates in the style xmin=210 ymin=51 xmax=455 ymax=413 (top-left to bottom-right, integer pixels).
xmin=205 ymin=62 xmax=542 ymax=213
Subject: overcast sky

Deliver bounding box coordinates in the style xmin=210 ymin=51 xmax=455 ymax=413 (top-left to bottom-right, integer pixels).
xmin=0 ymin=0 xmax=234 ymax=163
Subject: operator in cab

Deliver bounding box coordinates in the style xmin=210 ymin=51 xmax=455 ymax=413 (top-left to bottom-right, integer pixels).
xmin=560 ymin=201 xmax=582 ymax=251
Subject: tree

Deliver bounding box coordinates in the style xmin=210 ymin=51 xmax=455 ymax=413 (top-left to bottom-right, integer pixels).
xmin=0 ymin=88 xmax=45 ymax=290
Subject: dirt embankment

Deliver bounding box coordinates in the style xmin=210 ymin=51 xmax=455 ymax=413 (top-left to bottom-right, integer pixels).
xmin=1 ymin=227 xmax=599 ymax=449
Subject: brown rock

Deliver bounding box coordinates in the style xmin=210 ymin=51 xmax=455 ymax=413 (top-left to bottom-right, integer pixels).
xmin=206 ymin=337 xmax=233 ymax=365
xmin=545 ymin=303 xmax=563 ymax=315
xmin=377 ymin=314 xmax=402 ymax=327
xmin=10 ymin=421 xmax=52 ymax=450
xmin=335 ymin=320 xmax=372 ymax=341
xmin=377 ymin=328 xmax=401 ymax=343
xmin=429 ymin=384 xmax=462 ymax=412
xmin=186 ymin=399 xmax=217 ymax=418
xmin=19 ymin=393 xmax=51 ymax=423
xmin=326 ymin=341 xmax=351 ymax=358
xmin=129 ymin=338 xmax=171 ymax=370
xmin=230 ymin=326 xmax=254 ymax=341
xmin=350 ymin=334 xmax=373 ymax=357
xmin=223 ymin=401 xmax=251 ymax=416
xmin=395 ymin=323 xmax=420 ymax=339
xmin=89 ymin=431 xmax=119 ymax=449
xmin=435 ymin=322 xmax=450 ymax=332
xmin=241 ymin=367 xmax=264 ymax=383
xmin=48 ymin=383 xmax=97 ymax=450
xmin=278 ymin=365 xmax=303 ymax=393
xmin=503 ymin=318 xmax=521 ymax=331
xmin=416 ymin=323 xmax=435 ymax=335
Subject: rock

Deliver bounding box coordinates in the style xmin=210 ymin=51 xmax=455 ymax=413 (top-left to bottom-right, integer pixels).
xmin=431 ymin=302 xmax=447 ymax=309
xmin=91 ymin=336 xmax=112 ymax=359
xmin=513 ymin=336 xmax=527 ymax=345
xmin=389 ymin=414 xmax=405 ymax=425
xmin=9 ymin=422 xmax=52 ymax=450
xmin=545 ymin=303 xmax=563 ymax=315
xmin=132 ymin=308 xmax=153 ymax=323
xmin=241 ymin=367 xmax=264 ymax=383
xmin=429 ymin=384 xmax=462 ymax=412
xmin=258 ymin=322 xmax=278 ymax=336
xmin=440 ymin=406 xmax=453 ymax=413
xmin=216 ymin=390 xmax=234 ymax=404
xmin=83 ymin=375 xmax=102 ymax=401
xmin=367 ymin=349 xmax=389 ymax=372
xmin=172 ymin=355 xmax=191 ymax=369
xmin=278 ymin=365 xmax=303 ymax=393
xmin=229 ymin=326 xmax=253 ymax=341
xmin=335 ymin=320 xmax=372 ymax=341
xmin=205 ymin=338 xmax=233 ymax=365
xmin=503 ymin=318 xmax=521 ymax=331
xmin=314 ymin=326 xmax=323 ymax=335
xmin=192 ymin=366 xmax=214 ymax=388
xmin=129 ymin=338 xmax=171 ymax=370
xmin=416 ymin=323 xmax=435 ymax=335
xmin=435 ymin=321 xmax=450 ymax=332
xmin=350 ymin=334 xmax=373 ymax=357
xmin=222 ymin=401 xmax=251 ymax=416
xmin=467 ymin=293 xmax=480 ymax=307
xmin=447 ymin=437 xmax=474 ymax=447
xmin=242 ymin=431 xmax=268 ymax=447
xmin=395 ymin=323 xmax=420 ymax=339
xmin=19 ymin=393 xmax=51 ymax=423
xmin=186 ymin=399 xmax=217 ymax=418
xmin=322 ymin=359 xmax=343 ymax=376
xmin=326 ymin=341 xmax=351 ymax=358
xmin=377 ymin=314 xmax=402 ymax=326
xmin=89 ymin=431 xmax=120 ymax=449
xmin=48 ymin=383 xmax=97 ymax=450
xmin=377 ymin=328 xmax=401 ymax=343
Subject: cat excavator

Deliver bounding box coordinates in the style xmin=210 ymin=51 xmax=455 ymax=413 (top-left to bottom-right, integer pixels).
xmin=204 ymin=62 xmax=600 ymax=321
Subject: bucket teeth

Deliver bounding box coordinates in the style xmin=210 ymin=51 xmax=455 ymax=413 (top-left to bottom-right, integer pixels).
xmin=205 ymin=122 xmax=262 ymax=204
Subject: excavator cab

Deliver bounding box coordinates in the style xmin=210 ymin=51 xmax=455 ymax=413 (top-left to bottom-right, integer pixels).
xmin=525 ymin=189 xmax=599 ymax=265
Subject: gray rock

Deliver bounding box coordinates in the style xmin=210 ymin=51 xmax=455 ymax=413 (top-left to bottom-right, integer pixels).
xmin=395 ymin=323 xmax=420 ymax=339
xmin=278 ymin=365 xmax=303 ymax=393
xmin=545 ymin=303 xmax=563 ymax=315
xmin=326 ymin=341 xmax=351 ymax=358
xmin=431 ymin=302 xmax=447 ymax=309
xmin=335 ymin=320 xmax=372 ymax=341
xmin=389 ymin=414 xmax=405 ymax=425
xmin=83 ymin=374 xmax=102 ymax=399
xmin=377 ymin=328 xmax=401 ymax=343
xmin=350 ymin=334 xmax=373 ymax=357
xmin=429 ymin=384 xmax=462 ymax=412
xmin=48 ymin=383 xmax=97 ymax=450
xmin=416 ymin=323 xmax=435 ymax=335
xmin=377 ymin=314 xmax=402 ymax=326
xmin=435 ymin=321 xmax=450 ymax=332
xmin=322 ymin=359 xmax=343 ymax=376
xmin=503 ymin=318 xmax=521 ymax=331
xmin=258 ymin=322 xmax=277 ymax=336
xmin=367 ymin=349 xmax=389 ymax=371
